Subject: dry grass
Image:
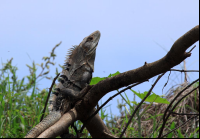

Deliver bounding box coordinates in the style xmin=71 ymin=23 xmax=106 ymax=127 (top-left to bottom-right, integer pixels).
xmin=109 ymin=81 xmax=199 ymax=137
xmin=137 ymin=81 xmax=199 ymax=137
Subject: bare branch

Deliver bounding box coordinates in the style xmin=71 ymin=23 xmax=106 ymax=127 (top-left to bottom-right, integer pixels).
xmin=171 ymin=111 xmax=199 ymax=116
xmin=78 ymin=25 xmax=199 ymax=113
xmin=73 ymin=25 xmax=199 ymax=138
xmin=162 ymin=71 xmax=171 ymax=94
xmin=188 ymin=45 xmax=196 ymax=53
xmin=170 ymin=69 xmax=199 ymax=72
xmin=30 ymin=25 xmax=199 ymax=138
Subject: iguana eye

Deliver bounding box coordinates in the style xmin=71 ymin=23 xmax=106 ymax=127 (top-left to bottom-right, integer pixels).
xmin=87 ymin=36 xmax=93 ymax=42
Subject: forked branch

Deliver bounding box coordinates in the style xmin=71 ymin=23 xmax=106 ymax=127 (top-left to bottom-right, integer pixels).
xmin=76 ymin=25 xmax=199 ymax=118
xmin=34 ymin=25 xmax=199 ymax=138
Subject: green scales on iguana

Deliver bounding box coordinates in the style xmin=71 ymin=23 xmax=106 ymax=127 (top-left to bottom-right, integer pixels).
xmin=25 ymin=30 xmax=101 ymax=138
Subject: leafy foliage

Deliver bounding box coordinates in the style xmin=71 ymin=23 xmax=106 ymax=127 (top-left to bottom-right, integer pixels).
xmin=131 ymin=90 xmax=170 ymax=104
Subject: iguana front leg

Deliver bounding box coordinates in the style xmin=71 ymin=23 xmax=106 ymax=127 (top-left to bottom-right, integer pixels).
xmin=57 ymin=69 xmax=92 ymax=100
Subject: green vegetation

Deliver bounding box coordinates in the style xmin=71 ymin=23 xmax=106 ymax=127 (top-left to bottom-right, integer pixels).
xmin=0 ymin=45 xmax=199 ymax=138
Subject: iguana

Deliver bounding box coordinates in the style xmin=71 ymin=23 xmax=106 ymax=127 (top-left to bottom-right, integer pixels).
xmin=25 ymin=30 xmax=101 ymax=138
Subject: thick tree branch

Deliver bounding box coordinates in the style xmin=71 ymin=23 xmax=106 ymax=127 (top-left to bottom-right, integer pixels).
xmin=77 ymin=25 xmax=199 ymax=115
xmin=37 ymin=108 xmax=79 ymax=138
xmin=83 ymin=109 xmax=114 ymax=138
xmin=33 ymin=25 xmax=199 ymax=138
xmin=80 ymin=81 xmax=147 ymax=133
xmin=73 ymin=25 xmax=199 ymax=138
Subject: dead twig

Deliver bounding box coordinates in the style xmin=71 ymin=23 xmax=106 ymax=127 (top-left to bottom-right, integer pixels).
xmin=162 ymin=71 xmax=171 ymax=94
xmin=170 ymin=69 xmax=199 ymax=72
xmin=188 ymin=45 xmax=196 ymax=53
xmin=171 ymin=111 xmax=199 ymax=116
xmin=40 ymin=73 xmax=60 ymax=122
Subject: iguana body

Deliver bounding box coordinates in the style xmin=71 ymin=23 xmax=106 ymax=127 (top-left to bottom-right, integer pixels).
xmin=25 ymin=30 xmax=100 ymax=138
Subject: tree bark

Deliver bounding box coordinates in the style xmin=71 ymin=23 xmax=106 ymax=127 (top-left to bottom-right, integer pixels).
xmin=38 ymin=108 xmax=79 ymax=138
xmin=34 ymin=25 xmax=199 ymax=138
xmin=82 ymin=108 xmax=114 ymax=138
xmin=77 ymin=25 xmax=199 ymax=111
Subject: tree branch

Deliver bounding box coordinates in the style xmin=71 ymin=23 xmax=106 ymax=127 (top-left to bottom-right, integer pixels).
xmin=74 ymin=25 xmax=199 ymax=138
xmin=80 ymin=80 xmax=147 ymax=133
xmin=32 ymin=25 xmax=199 ymax=138
xmin=171 ymin=111 xmax=199 ymax=116
xmin=170 ymin=69 xmax=199 ymax=72
xmin=38 ymin=108 xmax=79 ymax=138
xmin=76 ymin=25 xmax=199 ymax=118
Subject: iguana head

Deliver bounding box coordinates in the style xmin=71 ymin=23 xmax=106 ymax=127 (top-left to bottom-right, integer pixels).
xmin=65 ymin=30 xmax=101 ymax=72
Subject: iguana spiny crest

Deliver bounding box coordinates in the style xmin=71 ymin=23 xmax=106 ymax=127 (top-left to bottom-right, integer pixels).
xmin=52 ymin=30 xmax=101 ymax=106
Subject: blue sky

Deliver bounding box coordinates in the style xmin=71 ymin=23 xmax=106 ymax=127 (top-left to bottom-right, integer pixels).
xmin=0 ymin=1 xmax=199 ymax=116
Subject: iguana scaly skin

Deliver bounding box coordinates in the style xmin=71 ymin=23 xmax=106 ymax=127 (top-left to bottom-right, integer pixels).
xmin=25 ymin=30 xmax=101 ymax=138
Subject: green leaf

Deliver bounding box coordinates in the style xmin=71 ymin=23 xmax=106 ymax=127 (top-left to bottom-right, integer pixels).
xmin=36 ymin=64 xmax=41 ymax=67
xmin=189 ymin=127 xmax=199 ymax=138
xmin=51 ymin=53 xmax=56 ymax=57
xmin=131 ymin=101 xmax=138 ymax=105
xmin=131 ymin=90 xmax=170 ymax=104
xmin=90 ymin=77 xmax=106 ymax=85
xmin=26 ymin=64 xmax=32 ymax=69
xmin=43 ymin=71 xmax=49 ymax=75
xmin=90 ymin=71 xmax=120 ymax=85
xmin=144 ymin=114 xmax=163 ymax=121
xmin=167 ymin=122 xmax=175 ymax=138
xmin=46 ymin=65 xmax=49 ymax=69
xmin=108 ymin=71 xmax=120 ymax=77
xmin=42 ymin=56 xmax=50 ymax=61
xmin=177 ymin=128 xmax=184 ymax=138
xmin=56 ymin=68 xmax=59 ymax=75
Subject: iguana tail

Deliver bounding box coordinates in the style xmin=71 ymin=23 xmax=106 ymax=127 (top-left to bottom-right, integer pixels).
xmin=25 ymin=111 xmax=61 ymax=138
